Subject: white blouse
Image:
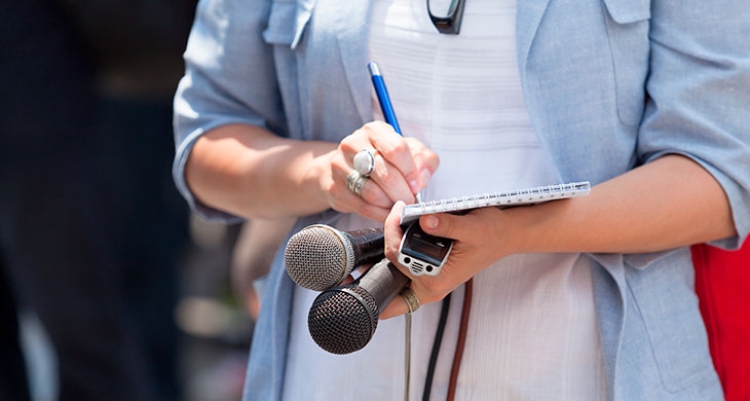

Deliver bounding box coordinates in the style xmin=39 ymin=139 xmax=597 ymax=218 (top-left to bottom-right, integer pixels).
xmin=283 ymin=0 xmax=608 ymax=399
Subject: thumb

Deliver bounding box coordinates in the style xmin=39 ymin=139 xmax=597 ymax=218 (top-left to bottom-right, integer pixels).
xmin=418 ymin=212 xmax=465 ymax=240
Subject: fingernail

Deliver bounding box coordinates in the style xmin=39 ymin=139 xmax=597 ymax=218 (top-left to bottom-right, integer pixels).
xmin=409 ymin=180 xmax=420 ymax=193
xmin=423 ymin=215 xmax=438 ymax=229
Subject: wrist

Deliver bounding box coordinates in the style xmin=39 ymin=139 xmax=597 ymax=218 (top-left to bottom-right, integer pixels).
xmin=304 ymin=149 xmax=337 ymax=213
xmin=500 ymin=199 xmax=574 ymax=255
xmin=495 ymin=206 xmax=535 ymax=255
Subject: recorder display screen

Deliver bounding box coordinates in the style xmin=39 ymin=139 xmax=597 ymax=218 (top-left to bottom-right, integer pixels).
xmin=402 ymin=226 xmax=450 ymax=265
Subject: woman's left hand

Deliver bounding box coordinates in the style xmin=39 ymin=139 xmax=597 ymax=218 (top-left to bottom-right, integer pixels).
xmin=380 ymin=201 xmax=515 ymax=319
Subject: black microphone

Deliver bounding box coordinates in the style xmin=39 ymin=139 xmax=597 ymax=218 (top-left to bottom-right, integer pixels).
xmin=307 ymin=258 xmax=410 ymax=354
xmin=284 ymin=224 xmax=385 ymax=291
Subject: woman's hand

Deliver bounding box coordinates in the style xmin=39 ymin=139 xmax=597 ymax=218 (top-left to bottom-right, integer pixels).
xmin=323 ymin=121 xmax=439 ymax=222
xmin=380 ymin=202 xmax=515 ymax=319
xmin=376 ymin=155 xmax=739 ymax=319
xmin=187 ymin=121 xmax=437 ymax=220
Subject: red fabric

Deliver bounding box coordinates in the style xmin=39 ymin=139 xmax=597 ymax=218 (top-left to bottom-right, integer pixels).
xmin=692 ymin=243 xmax=750 ymax=401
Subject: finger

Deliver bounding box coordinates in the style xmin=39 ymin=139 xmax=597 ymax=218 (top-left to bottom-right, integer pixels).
xmin=366 ymin=122 xmax=422 ymax=194
xmin=379 ymin=290 xmax=413 ymax=320
xmin=350 ymin=122 xmax=437 ymax=202
xmin=418 ymin=212 xmax=465 ymax=240
xmin=354 ymin=172 xmax=396 ymax=209
xmin=353 ymin=201 xmax=391 ymax=223
xmin=417 ymin=208 xmax=498 ymax=248
xmin=338 ymin=125 xmax=413 ymax=206
xmin=384 ymin=201 xmax=408 ymax=263
xmin=405 ymin=138 xmax=440 ymax=191
xmin=341 ymin=264 xmax=371 ymax=285
xmin=330 ymin=159 xmax=393 ymax=217
xmin=367 ymin=153 xmax=416 ymax=204
xmin=328 ymin=180 xmax=391 ymax=222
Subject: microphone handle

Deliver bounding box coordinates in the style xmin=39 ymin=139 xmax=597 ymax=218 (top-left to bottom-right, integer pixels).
xmin=358 ymin=259 xmax=410 ymax=312
xmin=345 ymin=227 xmax=386 ymax=266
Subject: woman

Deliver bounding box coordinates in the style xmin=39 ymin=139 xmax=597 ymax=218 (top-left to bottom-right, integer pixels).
xmin=173 ymin=0 xmax=750 ymax=399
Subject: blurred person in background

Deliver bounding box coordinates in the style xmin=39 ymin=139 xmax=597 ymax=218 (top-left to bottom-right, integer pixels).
xmin=231 ymin=218 xmax=295 ymax=319
xmin=0 ymin=0 xmax=194 ymax=399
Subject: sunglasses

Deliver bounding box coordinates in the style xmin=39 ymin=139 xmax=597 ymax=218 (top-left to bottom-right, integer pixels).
xmin=427 ymin=0 xmax=466 ymax=35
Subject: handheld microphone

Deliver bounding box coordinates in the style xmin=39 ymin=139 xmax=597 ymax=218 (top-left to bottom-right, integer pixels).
xmin=284 ymin=224 xmax=385 ymax=291
xmin=307 ymin=258 xmax=410 ymax=354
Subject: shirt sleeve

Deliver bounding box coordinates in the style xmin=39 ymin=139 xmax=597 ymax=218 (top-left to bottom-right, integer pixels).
xmin=638 ymin=0 xmax=750 ymax=249
xmin=172 ymin=0 xmax=287 ymax=222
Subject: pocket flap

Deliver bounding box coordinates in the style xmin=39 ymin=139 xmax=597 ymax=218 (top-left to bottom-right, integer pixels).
xmin=603 ymin=0 xmax=650 ymax=23
xmin=262 ymin=0 xmax=313 ymax=48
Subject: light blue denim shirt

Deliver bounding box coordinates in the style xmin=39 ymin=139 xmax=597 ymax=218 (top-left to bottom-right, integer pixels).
xmin=173 ymin=0 xmax=750 ymax=399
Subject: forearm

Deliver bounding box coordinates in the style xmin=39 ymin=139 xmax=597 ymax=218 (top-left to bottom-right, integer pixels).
xmin=512 ymin=154 xmax=736 ymax=255
xmin=185 ymin=124 xmax=336 ymax=219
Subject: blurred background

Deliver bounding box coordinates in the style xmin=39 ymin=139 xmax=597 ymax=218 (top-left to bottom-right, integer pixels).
xmin=1 ymin=1 xmax=263 ymax=400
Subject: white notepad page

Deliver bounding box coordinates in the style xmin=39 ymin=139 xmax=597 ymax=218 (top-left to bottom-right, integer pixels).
xmin=400 ymin=181 xmax=591 ymax=223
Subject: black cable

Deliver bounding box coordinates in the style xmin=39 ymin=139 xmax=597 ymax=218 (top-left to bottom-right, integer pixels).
xmin=422 ymin=293 xmax=452 ymax=401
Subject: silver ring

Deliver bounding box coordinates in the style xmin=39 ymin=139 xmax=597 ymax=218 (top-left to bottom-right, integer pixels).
xmin=346 ymin=170 xmax=360 ymax=193
xmin=400 ymin=287 xmax=420 ymax=313
xmin=346 ymin=170 xmax=369 ymax=197
xmin=353 ymin=175 xmax=368 ymax=196
xmin=353 ymin=149 xmax=376 ymax=177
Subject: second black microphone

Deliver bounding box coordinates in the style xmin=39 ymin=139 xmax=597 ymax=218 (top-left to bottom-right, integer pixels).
xmin=307 ymin=258 xmax=410 ymax=355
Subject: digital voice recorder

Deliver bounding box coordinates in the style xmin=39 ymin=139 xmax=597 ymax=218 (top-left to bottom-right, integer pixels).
xmin=397 ymin=221 xmax=453 ymax=276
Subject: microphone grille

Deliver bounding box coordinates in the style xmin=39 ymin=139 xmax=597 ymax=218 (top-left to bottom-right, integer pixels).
xmin=307 ymin=285 xmax=379 ymax=355
xmin=285 ymin=225 xmax=352 ymax=291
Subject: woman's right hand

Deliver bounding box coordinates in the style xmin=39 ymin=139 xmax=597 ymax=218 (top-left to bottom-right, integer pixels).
xmin=320 ymin=121 xmax=439 ymax=222
xmin=186 ymin=121 xmax=437 ymax=221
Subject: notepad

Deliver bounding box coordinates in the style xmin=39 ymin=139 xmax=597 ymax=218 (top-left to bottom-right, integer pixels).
xmin=400 ymin=182 xmax=591 ymax=223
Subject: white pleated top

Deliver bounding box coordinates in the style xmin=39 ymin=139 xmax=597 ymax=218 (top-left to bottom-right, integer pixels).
xmin=282 ymin=0 xmax=608 ymax=399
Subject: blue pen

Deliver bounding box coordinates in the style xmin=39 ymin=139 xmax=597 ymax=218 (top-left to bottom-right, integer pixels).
xmin=367 ymin=61 xmax=423 ymax=202
xmin=367 ymin=62 xmax=402 ymax=135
